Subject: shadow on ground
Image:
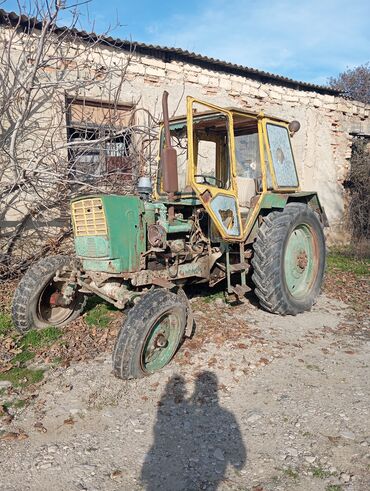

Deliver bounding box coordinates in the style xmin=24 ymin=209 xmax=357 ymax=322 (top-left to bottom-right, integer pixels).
xmin=141 ymin=371 xmax=247 ymax=491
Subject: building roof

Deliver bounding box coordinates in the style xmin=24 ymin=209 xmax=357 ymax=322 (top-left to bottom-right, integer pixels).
xmin=0 ymin=8 xmax=340 ymax=96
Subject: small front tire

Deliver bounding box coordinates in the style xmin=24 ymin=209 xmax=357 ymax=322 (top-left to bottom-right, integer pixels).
xmin=113 ymin=288 xmax=186 ymax=380
xmin=12 ymin=255 xmax=86 ymax=333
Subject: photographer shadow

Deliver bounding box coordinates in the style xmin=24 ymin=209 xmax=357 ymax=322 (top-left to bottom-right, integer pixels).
xmin=141 ymin=371 xmax=246 ymax=490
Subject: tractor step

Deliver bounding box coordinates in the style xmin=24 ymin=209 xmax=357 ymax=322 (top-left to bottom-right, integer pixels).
xmin=231 ymin=284 xmax=251 ymax=299
xmin=230 ymin=262 xmax=250 ymax=273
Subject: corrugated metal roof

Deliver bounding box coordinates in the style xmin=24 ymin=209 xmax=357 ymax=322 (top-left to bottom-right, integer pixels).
xmin=0 ymin=8 xmax=340 ymax=96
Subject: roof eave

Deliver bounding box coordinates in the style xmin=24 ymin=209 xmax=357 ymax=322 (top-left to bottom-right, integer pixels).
xmin=0 ymin=8 xmax=341 ymax=97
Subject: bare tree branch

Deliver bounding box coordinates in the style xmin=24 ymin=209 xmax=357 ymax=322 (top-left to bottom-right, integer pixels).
xmin=0 ymin=1 xmax=159 ymax=279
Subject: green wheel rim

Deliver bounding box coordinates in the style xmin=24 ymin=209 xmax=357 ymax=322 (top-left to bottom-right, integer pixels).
xmin=284 ymin=224 xmax=318 ymax=299
xmin=141 ymin=310 xmax=182 ymax=373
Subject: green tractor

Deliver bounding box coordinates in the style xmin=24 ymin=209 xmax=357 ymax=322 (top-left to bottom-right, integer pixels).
xmin=12 ymin=92 xmax=327 ymax=379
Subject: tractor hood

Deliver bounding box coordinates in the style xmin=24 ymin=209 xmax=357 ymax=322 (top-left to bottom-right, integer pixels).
xmin=71 ymin=195 xmax=146 ymax=273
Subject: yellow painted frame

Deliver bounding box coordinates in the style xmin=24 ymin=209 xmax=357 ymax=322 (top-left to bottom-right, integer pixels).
xmin=154 ymin=98 xmax=301 ymax=243
xmin=186 ymin=96 xmax=243 ymax=241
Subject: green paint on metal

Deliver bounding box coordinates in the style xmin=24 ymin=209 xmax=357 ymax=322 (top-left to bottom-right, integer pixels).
xmin=166 ymin=221 xmax=193 ymax=233
xmin=81 ymin=258 xmax=127 ymax=273
xmin=156 ymin=201 xmax=193 ymax=233
xmin=73 ymin=195 xmax=146 ymax=273
xmin=169 ymin=121 xmax=187 ymax=131
xmin=143 ymin=201 xmax=157 ymax=226
xmin=74 ymin=236 xmax=109 ymax=258
xmin=142 ymin=311 xmax=182 ymax=372
xmin=260 ymin=192 xmax=288 ymax=209
xmin=258 ymin=191 xmax=322 ymax=211
xmin=284 ymin=224 xmax=316 ymax=298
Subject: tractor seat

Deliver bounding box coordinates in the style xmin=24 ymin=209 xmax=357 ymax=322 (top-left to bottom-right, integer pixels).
xmin=236 ymin=177 xmax=256 ymax=208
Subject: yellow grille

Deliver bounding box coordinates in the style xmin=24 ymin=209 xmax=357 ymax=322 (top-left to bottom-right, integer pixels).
xmin=72 ymin=198 xmax=108 ymax=237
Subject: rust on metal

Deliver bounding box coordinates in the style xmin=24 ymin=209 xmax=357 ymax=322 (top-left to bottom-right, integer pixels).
xmin=161 ymin=91 xmax=178 ymax=195
xmin=297 ymin=250 xmax=308 ymax=270
xmin=231 ymin=284 xmax=251 ymax=297
xmin=200 ymin=189 xmax=212 ymax=204
xmin=148 ymin=224 xmax=166 ymax=248
xmin=49 ymin=292 xmax=62 ymax=307
xmin=152 ymin=277 xmax=176 ymax=289
xmin=176 ymin=287 xmax=194 ymax=338
xmin=154 ymin=333 xmax=168 ymax=348
xmin=230 ymin=262 xmax=250 ymax=272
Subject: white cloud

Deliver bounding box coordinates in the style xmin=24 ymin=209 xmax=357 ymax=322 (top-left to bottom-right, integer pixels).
xmin=145 ymin=0 xmax=370 ymax=83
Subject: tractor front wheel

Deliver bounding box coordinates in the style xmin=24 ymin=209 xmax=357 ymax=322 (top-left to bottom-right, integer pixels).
xmin=12 ymin=255 xmax=86 ymax=333
xmin=252 ymin=202 xmax=325 ymax=315
xmin=113 ymin=288 xmax=186 ymax=379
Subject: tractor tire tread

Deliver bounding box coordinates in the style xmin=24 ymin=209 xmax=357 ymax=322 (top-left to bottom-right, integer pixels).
xmin=12 ymin=255 xmax=85 ymax=333
xmin=252 ymin=203 xmax=325 ymax=315
xmin=113 ymin=288 xmax=186 ymax=380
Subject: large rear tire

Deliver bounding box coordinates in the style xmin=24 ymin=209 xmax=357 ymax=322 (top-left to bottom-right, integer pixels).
xmin=12 ymin=255 xmax=86 ymax=333
xmin=113 ymin=288 xmax=186 ymax=380
xmin=252 ymin=202 xmax=325 ymax=315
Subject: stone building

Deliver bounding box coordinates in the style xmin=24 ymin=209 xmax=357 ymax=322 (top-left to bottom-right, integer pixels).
xmin=0 ymin=9 xmax=369 ymax=245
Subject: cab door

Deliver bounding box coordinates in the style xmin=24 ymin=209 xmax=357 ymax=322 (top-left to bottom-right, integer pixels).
xmin=187 ymin=97 xmax=242 ymax=241
xmin=262 ymin=119 xmax=300 ymax=191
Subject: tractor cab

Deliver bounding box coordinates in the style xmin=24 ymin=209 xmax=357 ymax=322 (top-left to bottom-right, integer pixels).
xmin=156 ymin=97 xmax=301 ymax=241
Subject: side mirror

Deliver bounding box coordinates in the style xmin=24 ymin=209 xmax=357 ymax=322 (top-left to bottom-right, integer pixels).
xmin=289 ymin=120 xmax=301 ymax=136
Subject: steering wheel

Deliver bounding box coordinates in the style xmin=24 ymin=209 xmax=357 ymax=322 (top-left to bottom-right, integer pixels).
xmin=194 ymin=174 xmax=223 ymax=188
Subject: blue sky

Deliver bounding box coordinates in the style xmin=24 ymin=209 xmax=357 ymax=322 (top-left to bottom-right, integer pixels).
xmin=3 ymin=0 xmax=370 ymax=85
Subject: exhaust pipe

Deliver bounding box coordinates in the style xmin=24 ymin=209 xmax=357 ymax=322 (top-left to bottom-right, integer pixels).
xmin=161 ymin=91 xmax=178 ymax=222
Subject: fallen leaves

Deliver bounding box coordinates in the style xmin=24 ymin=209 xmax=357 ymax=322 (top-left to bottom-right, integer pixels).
xmin=324 ymin=270 xmax=369 ymax=313
xmin=0 ymin=430 xmax=28 ymax=441
xmin=1 ymin=284 xmax=122 ymax=385
xmin=34 ymin=421 xmax=47 ymax=433
xmin=0 ymin=405 xmax=13 ymax=424
xmin=0 ymin=363 xmax=13 ymax=374
xmin=110 ymin=469 xmax=123 ymax=480
xmin=326 ymin=435 xmax=341 ymax=444
xmin=63 ymin=417 xmax=75 ymax=426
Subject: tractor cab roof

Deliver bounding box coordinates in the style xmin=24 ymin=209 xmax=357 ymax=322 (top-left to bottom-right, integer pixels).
xmin=167 ymin=106 xmax=290 ymax=125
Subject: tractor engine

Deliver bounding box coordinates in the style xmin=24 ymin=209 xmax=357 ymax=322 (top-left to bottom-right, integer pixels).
xmin=71 ymin=194 xmax=211 ymax=296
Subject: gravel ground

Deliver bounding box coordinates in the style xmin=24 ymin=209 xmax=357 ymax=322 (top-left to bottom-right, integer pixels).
xmin=0 ymin=293 xmax=369 ymax=491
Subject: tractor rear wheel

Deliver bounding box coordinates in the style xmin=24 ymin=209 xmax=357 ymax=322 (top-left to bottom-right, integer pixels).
xmin=113 ymin=288 xmax=186 ymax=379
xmin=12 ymin=255 xmax=86 ymax=333
xmin=252 ymin=202 xmax=325 ymax=315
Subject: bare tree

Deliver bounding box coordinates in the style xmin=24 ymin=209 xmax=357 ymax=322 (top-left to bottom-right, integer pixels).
xmin=0 ymin=1 xmax=158 ymax=280
xmin=328 ymin=63 xmax=370 ymax=104
xmin=344 ymin=138 xmax=370 ymax=247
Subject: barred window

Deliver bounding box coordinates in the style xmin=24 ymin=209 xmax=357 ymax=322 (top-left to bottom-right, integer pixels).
xmin=66 ymin=99 xmax=133 ymax=189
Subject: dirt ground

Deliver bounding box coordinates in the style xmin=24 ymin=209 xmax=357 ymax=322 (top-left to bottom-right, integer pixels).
xmin=1 ymin=257 xmax=370 ymax=491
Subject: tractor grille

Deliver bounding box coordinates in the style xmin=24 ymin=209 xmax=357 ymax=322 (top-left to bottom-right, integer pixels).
xmin=71 ymin=198 xmax=108 ymax=237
